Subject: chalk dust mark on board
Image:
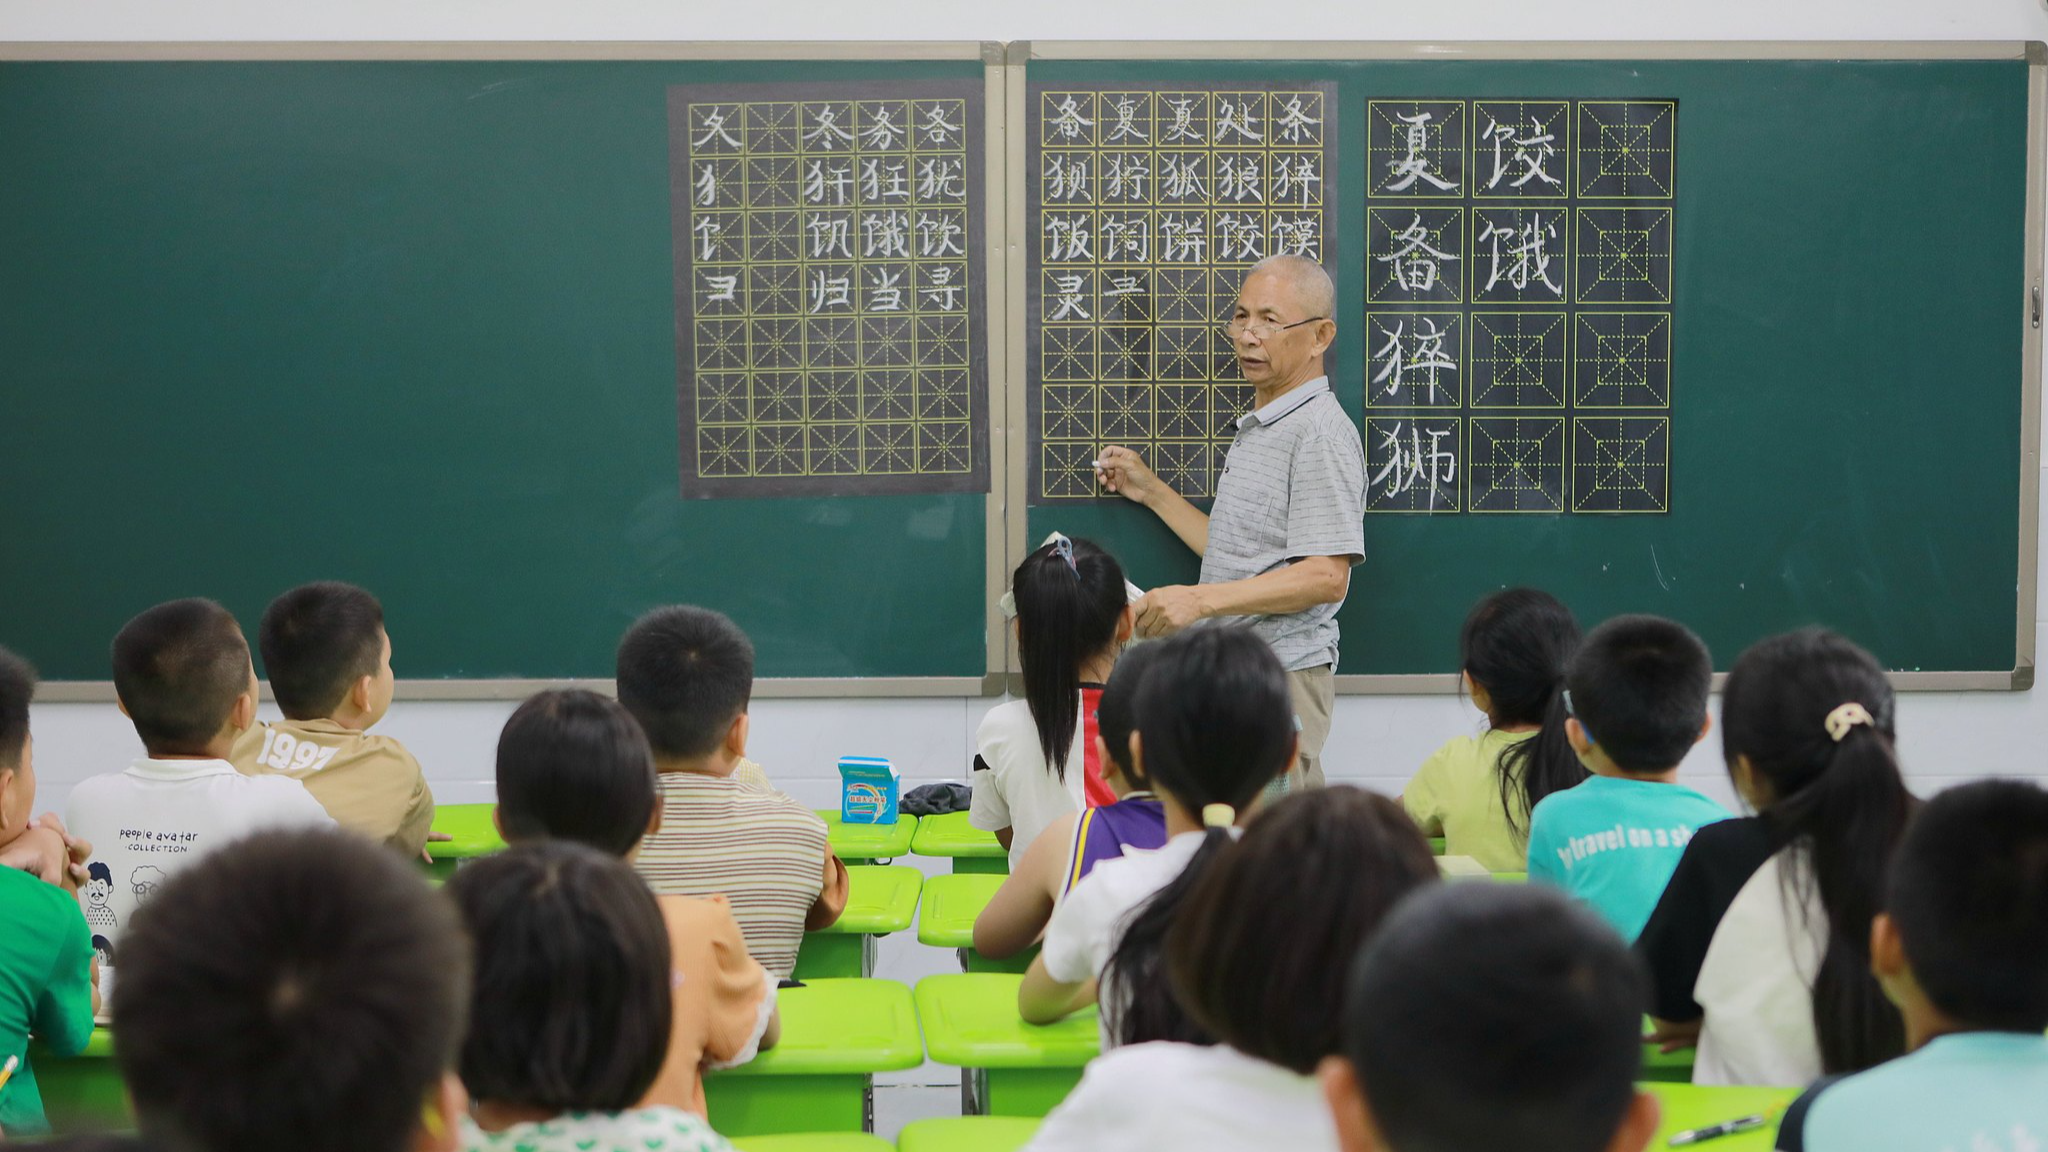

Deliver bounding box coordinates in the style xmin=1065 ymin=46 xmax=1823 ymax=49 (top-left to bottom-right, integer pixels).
xmin=468 ymin=78 xmax=537 ymax=101
xmin=1651 ymin=546 xmax=1671 ymax=591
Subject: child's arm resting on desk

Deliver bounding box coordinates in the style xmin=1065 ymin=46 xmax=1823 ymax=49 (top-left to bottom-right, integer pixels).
xmin=804 ymin=849 xmax=852 ymax=932
xmin=974 ymin=813 xmax=1071 ymax=959
xmin=1019 ymin=954 xmax=1097 ymax=1024
xmin=35 ymin=909 xmax=98 ymax=1056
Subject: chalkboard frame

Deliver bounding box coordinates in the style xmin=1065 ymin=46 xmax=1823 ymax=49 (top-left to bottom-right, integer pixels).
xmin=6 ymin=41 xmax=2039 ymax=697
xmin=7 ymin=40 xmax=1017 ymax=703
xmin=1004 ymin=40 xmax=2044 ymax=694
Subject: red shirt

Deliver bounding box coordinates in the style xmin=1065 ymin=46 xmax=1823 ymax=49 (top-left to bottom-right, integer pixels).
xmin=1080 ymin=685 xmax=1114 ymax=808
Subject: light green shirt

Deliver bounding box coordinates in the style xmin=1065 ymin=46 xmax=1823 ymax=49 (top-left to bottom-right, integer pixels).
xmin=1401 ymin=728 xmax=1538 ymax=873
xmin=1800 ymin=1032 xmax=2048 ymax=1152
xmin=0 ymin=865 xmax=96 ymax=1136
xmin=462 ymin=1107 xmax=735 ymax=1152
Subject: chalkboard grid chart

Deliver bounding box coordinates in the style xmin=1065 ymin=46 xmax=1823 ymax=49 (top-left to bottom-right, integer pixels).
xmin=1362 ymin=98 xmax=1677 ymax=514
xmin=667 ymin=81 xmax=991 ymax=498
xmin=1025 ymin=82 xmax=1339 ymax=502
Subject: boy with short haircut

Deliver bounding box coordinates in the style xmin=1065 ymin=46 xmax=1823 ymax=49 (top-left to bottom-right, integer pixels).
xmin=617 ymin=606 xmax=848 ymax=979
xmin=1322 ymin=883 xmax=1661 ymax=1152
xmin=1526 ymin=615 xmax=1728 ymax=940
xmin=0 ymin=646 xmax=98 ymax=1137
xmin=1776 ymin=779 xmax=2048 ymax=1152
xmin=67 ymin=599 xmax=333 ymax=949
xmin=114 ymin=828 xmax=469 ymax=1152
xmin=229 ymin=582 xmax=435 ymax=856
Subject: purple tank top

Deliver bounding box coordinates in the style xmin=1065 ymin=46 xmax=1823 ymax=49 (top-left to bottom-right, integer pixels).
xmin=1064 ymin=795 xmax=1169 ymax=894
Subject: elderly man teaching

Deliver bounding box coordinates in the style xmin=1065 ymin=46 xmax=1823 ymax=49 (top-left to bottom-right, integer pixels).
xmin=1094 ymin=254 xmax=1366 ymax=791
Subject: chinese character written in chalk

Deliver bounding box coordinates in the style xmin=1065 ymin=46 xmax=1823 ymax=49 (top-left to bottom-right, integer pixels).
xmin=1481 ymin=116 xmax=1563 ymax=191
xmin=1105 ymin=95 xmax=1148 ymax=143
xmin=1215 ymin=97 xmax=1263 ymax=143
xmin=691 ymin=106 xmax=741 ymax=149
xmin=1385 ymin=111 xmax=1459 ymax=193
xmin=1163 ymin=97 xmax=1203 ymax=143
xmin=1275 ymin=95 xmax=1321 ymax=143
xmin=862 ymin=210 xmax=911 ymax=259
xmin=918 ymin=213 xmax=967 ymax=257
xmin=861 ymin=159 xmax=911 ymax=202
xmin=920 ymin=102 xmax=962 ymax=147
xmin=1371 ymin=422 xmax=1458 ymax=509
xmin=1371 ymin=318 xmax=1457 ymax=404
xmin=866 ymin=266 xmax=905 ymax=312
xmin=1475 ymin=213 xmax=1563 ymax=296
xmin=861 ymin=106 xmax=906 ymax=150
xmin=1049 ymin=94 xmax=1094 ymax=142
xmin=1050 ymin=273 xmax=1091 ymax=321
xmin=809 ymin=270 xmax=853 ymax=313
xmin=921 ymin=266 xmax=962 ymax=311
xmin=918 ymin=157 xmax=966 ymax=200
xmin=808 ymin=215 xmax=854 ymax=259
xmin=803 ymin=105 xmax=855 ymax=150
xmin=805 ymin=161 xmax=854 ymax=206
xmin=1378 ymin=214 xmax=1458 ymax=291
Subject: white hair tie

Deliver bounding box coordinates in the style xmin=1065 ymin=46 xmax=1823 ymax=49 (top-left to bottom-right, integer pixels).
xmin=1201 ymin=803 xmax=1236 ymax=828
xmin=1825 ymin=702 xmax=1875 ymax=743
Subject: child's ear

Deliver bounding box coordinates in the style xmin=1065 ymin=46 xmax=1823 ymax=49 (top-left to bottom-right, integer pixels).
xmin=351 ymin=673 xmax=374 ymax=714
xmin=230 ymin=685 xmax=258 ymax=735
xmin=1125 ymin=731 xmax=1144 ymax=781
xmin=1318 ymin=1055 xmax=1380 ymax=1152
xmin=1093 ymin=735 xmax=1117 ymax=784
xmin=1695 ymin=712 xmax=1714 ymax=745
xmin=645 ymin=803 xmax=664 ymax=838
xmin=490 ymin=805 xmax=504 ymax=840
xmin=1870 ymin=911 xmax=1908 ymax=982
xmin=413 ymin=1072 xmax=465 ymax=1152
xmin=1115 ymin=604 xmax=1135 ymax=645
xmin=1565 ymin=717 xmax=1593 ymax=756
xmin=726 ymin=712 xmax=751 ymax=758
xmin=1604 ymin=1089 xmax=1663 ymax=1152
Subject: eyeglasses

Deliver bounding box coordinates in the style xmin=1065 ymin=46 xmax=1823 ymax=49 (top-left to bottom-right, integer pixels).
xmin=1220 ymin=316 xmax=1326 ymax=341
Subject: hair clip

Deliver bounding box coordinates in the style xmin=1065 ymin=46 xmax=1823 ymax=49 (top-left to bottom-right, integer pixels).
xmin=1201 ymin=803 xmax=1236 ymax=828
xmin=1825 ymin=702 xmax=1874 ymax=743
xmin=1048 ymin=533 xmax=1080 ymax=578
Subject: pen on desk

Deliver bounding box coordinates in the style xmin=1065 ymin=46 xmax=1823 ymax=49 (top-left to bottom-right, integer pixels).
xmin=1668 ymin=1114 xmax=1767 ymax=1146
xmin=0 ymin=1053 xmax=18 ymax=1093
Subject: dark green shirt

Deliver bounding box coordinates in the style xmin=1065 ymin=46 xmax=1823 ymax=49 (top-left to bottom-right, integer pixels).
xmin=0 ymin=864 xmax=95 ymax=1135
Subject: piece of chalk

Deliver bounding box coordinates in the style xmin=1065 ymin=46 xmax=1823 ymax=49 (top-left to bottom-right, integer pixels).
xmin=1091 ymin=459 xmax=1108 ymax=469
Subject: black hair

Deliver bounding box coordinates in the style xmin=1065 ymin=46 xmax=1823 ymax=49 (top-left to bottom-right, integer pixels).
xmin=1888 ymin=778 xmax=2048 ymax=1033
xmin=114 ymin=829 xmax=469 ymax=1152
xmin=1721 ymin=627 xmax=1915 ymax=1074
xmin=0 ymin=645 xmax=34 ymax=770
xmin=1168 ymin=788 xmax=1439 ymax=1073
xmin=1459 ymin=588 xmax=1585 ymax=838
xmin=1094 ymin=640 xmax=1166 ymax=783
xmin=1102 ymin=626 xmax=1295 ymax=1047
xmin=88 ymin=861 xmax=113 ymax=885
xmin=111 ymin=599 xmax=252 ymax=757
xmin=259 ymin=582 xmax=386 ymax=720
xmin=615 ymin=606 xmax=755 ymax=761
xmin=496 ymin=689 xmax=659 ymax=858
xmin=1343 ymin=883 xmax=1646 ymax=1152
xmin=1011 ymin=537 xmax=1128 ymax=782
xmin=1566 ymin=614 xmax=1713 ymax=774
xmin=446 ymin=841 xmax=673 ymax=1114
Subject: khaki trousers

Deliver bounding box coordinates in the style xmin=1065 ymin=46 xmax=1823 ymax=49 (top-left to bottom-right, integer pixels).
xmin=1279 ymin=663 xmax=1335 ymax=793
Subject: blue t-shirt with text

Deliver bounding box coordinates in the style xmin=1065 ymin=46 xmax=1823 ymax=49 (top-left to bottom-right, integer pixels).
xmin=1526 ymin=774 xmax=1730 ymax=941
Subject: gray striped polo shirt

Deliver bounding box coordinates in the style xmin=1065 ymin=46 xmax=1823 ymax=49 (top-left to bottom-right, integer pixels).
xmin=1198 ymin=376 xmax=1366 ymax=671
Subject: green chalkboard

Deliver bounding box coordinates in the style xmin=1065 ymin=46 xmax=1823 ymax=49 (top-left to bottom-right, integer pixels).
xmin=0 ymin=53 xmax=998 ymax=683
xmin=1025 ymin=51 xmax=2037 ymax=682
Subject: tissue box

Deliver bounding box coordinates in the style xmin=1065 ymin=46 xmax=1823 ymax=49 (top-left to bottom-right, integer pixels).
xmin=838 ymin=756 xmax=900 ymax=824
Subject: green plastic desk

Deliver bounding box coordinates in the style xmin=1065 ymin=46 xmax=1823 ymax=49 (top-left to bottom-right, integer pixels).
xmin=421 ymin=802 xmax=506 ymax=881
xmin=897 ymin=1116 xmax=1042 ymax=1152
xmin=1645 ymin=1083 xmax=1800 ymax=1151
xmin=731 ymin=1135 xmax=893 ymax=1152
xmin=816 ymin=810 xmax=919 ymax=861
xmin=32 ymin=1027 xmax=130 ymax=1135
xmin=910 ymin=812 xmax=1008 ymax=875
xmin=706 ymin=978 xmax=924 ymax=1137
xmin=1642 ymin=1017 xmax=1698 ymax=1084
xmin=915 ymin=973 xmax=1099 ymax=1118
xmin=1492 ymin=871 xmax=1529 ymax=883
xmin=916 ymin=872 xmax=1035 ymax=975
xmin=792 ymin=865 xmax=924 ymax=980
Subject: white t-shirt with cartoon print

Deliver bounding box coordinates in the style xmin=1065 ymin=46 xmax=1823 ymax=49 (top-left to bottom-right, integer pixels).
xmin=67 ymin=757 xmax=334 ymax=953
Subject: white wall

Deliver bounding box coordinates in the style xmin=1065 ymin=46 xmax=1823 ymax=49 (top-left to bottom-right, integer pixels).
xmin=12 ymin=0 xmax=2048 ymax=820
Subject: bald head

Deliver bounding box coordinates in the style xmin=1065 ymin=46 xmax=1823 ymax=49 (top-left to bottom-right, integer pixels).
xmin=1248 ymin=254 xmax=1335 ymax=321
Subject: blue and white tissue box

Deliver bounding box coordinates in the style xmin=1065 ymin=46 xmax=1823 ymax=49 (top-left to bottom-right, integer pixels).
xmin=838 ymin=756 xmax=900 ymax=824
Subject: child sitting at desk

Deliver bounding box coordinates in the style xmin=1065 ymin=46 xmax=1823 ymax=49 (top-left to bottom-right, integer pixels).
xmin=1776 ymin=778 xmax=2048 ymax=1152
xmin=974 ymin=641 xmax=1168 ymax=960
xmin=972 ymin=535 xmax=1133 ymax=870
xmin=493 ymin=688 xmax=778 ymax=1116
xmin=0 ymin=646 xmax=97 ymax=1138
xmin=618 ymin=606 xmax=848 ymax=979
xmin=450 ymin=842 xmax=738 ymax=1152
xmin=1403 ymin=589 xmax=1585 ymax=873
xmin=228 ymin=581 xmax=436 ymax=857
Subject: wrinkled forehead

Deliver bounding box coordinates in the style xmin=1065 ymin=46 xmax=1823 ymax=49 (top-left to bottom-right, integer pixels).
xmin=1233 ymin=268 xmax=1308 ymax=316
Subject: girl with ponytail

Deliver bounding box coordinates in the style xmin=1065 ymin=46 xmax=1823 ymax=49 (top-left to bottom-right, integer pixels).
xmin=1637 ymin=627 xmax=1917 ymax=1085
xmin=973 ymin=535 xmax=1133 ymax=871
xmin=1403 ymin=588 xmax=1585 ymax=872
xmin=1018 ymin=626 xmax=1295 ymax=1047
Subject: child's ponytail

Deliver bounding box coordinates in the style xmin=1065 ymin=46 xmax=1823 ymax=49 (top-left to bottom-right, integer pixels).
xmin=1011 ymin=536 xmax=1128 ymax=782
xmin=1722 ymin=628 xmax=1916 ymax=1074
xmin=1459 ymin=588 xmax=1585 ymax=838
xmin=1099 ymin=627 xmax=1295 ymax=1048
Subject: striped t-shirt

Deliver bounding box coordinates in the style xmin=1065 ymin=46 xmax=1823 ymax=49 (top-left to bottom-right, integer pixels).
xmin=634 ymin=771 xmax=848 ymax=978
xmin=1199 ymin=376 xmax=1366 ymax=672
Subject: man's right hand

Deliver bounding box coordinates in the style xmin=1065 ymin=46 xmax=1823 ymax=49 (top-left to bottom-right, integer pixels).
xmin=1095 ymin=445 xmax=1163 ymax=506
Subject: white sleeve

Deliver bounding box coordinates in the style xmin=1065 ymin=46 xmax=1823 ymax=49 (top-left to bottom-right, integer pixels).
xmin=969 ymin=708 xmax=1012 ymax=832
xmin=1039 ymin=867 xmax=1113 ymax=984
xmin=1023 ymin=1049 xmax=1152 ymax=1152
